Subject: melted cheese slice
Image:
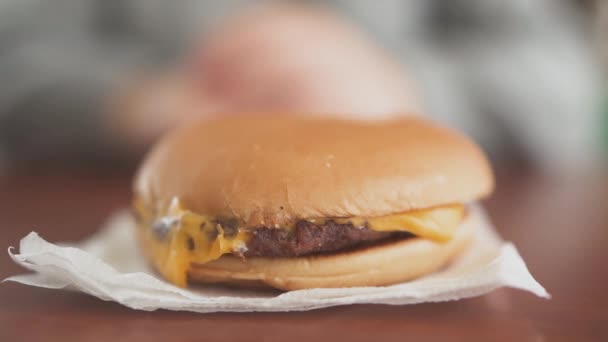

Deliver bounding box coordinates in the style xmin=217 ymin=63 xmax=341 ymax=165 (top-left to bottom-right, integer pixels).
xmin=137 ymin=199 xmax=250 ymax=286
xmin=135 ymin=199 xmax=464 ymax=287
xmin=344 ymin=204 xmax=465 ymax=242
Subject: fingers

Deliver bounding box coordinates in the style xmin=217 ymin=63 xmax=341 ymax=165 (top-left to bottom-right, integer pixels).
xmin=108 ymin=4 xmax=422 ymax=149
xmin=193 ymin=4 xmax=420 ymax=117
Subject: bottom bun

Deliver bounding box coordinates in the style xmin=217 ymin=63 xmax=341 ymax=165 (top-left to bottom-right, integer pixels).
xmin=188 ymin=208 xmax=478 ymax=291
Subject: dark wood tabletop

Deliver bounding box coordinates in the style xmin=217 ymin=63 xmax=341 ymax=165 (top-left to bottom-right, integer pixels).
xmin=0 ymin=167 xmax=606 ymax=342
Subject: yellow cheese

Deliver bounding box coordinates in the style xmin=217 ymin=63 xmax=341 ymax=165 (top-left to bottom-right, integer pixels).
xmin=135 ymin=198 xmax=464 ymax=287
xmin=344 ymin=204 xmax=465 ymax=242
xmin=136 ymin=198 xmax=250 ymax=286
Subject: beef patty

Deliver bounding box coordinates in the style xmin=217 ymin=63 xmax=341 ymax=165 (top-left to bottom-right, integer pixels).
xmin=241 ymin=220 xmax=413 ymax=258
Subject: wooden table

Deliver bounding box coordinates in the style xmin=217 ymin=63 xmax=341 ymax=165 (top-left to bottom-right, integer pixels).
xmin=0 ymin=167 xmax=606 ymax=341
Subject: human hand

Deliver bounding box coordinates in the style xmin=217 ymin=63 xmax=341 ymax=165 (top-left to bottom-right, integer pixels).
xmin=108 ymin=4 xmax=419 ymax=149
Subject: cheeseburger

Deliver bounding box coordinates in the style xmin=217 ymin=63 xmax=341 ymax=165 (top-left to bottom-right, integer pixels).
xmin=133 ymin=116 xmax=493 ymax=290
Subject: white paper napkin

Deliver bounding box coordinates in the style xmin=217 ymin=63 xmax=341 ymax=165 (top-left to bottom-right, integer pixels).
xmin=5 ymin=206 xmax=548 ymax=312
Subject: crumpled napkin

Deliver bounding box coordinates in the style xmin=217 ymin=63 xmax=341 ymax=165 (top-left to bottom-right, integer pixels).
xmin=5 ymin=206 xmax=548 ymax=312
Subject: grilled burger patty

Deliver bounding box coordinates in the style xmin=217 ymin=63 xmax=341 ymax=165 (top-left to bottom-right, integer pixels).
xmin=145 ymin=214 xmax=414 ymax=259
xmin=241 ymin=220 xmax=413 ymax=258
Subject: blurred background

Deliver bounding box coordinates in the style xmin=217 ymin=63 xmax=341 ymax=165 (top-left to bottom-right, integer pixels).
xmin=2 ymin=2 xmax=607 ymax=334
xmin=0 ymin=0 xmax=605 ymax=175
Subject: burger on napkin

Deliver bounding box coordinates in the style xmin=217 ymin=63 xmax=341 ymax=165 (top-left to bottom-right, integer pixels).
xmin=133 ymin=116 xmax=494 ymax=290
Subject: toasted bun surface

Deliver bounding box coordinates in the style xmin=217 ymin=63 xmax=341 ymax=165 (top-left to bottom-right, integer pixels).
xmin=188 ymin=205 xmax=479 ymax=290
xmin=135 ymin=115 xmax=493 ymax=227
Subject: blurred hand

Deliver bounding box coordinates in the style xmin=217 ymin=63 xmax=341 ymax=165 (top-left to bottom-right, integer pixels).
xmin=108 ymin=4 xmax=419 ymax=149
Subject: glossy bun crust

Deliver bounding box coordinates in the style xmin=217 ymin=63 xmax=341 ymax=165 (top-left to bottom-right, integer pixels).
xmin=134 ymin=115 xmax=493 ymax=227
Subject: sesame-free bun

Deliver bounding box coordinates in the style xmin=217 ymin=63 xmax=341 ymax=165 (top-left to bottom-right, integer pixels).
xmin=188 ymin=205 xmax=479 ymax=291
xmin=134 ymin=115 xmax=493 ymax=227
